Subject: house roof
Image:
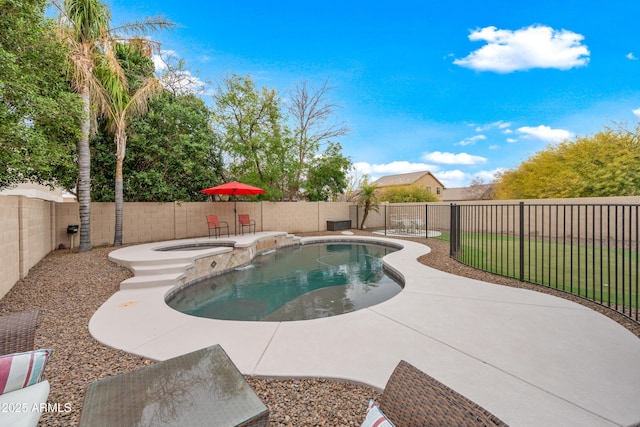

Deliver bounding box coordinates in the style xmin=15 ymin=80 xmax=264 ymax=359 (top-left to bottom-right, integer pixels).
xmin=372 ymin=171 xmax=444 ymax=188
xmin=442 ymin=184 xmax=494 ymax=201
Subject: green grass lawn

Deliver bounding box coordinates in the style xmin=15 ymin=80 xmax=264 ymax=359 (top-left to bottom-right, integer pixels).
xmin=453 ymin=233 xmax=639 ymax=309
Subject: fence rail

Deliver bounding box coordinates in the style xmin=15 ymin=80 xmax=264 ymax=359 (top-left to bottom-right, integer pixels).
xmin=350 ymin=204 xmax=451 ymax=240
xmin=451 ymin=202 xmax=639 ymax=323
xmin=351 ymin=201 xmax=640 ymax=324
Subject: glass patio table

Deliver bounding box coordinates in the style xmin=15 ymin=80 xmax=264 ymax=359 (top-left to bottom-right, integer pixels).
xmin=79 ymin=344 xmax=269 ymax=427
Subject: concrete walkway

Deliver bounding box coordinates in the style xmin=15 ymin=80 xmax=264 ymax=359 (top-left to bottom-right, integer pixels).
xmin=90 ymin=234 xmax=640 ymax=427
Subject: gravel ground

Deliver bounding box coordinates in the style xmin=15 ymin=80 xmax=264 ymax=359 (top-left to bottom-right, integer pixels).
xmin=0 ymin=230 xmax=638 ymax=426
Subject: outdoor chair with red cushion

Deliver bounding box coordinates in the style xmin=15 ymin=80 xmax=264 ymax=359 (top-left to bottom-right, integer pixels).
xmin=206 ymin=215 xmax=229 ymax=238
xmin=238 ymin=214 xmax=256 ymax=235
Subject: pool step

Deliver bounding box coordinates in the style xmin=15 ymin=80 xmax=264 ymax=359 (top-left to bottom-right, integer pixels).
xmin=131 ymin=262 xmax=193 ymax=276
xmin=120 ymin=272 xmax=185 ymax=290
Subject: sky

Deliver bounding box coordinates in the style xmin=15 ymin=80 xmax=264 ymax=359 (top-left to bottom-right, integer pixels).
xmin=107 ymin=0 xmax=640 ymax=188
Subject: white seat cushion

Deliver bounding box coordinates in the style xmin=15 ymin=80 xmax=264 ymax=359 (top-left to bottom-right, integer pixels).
xmin=0 ymin=380 xmax=50 ymax=427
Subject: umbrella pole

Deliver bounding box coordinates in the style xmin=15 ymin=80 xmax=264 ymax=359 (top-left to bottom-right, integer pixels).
xmin=234 ymin=199 xmax=237 ymax=236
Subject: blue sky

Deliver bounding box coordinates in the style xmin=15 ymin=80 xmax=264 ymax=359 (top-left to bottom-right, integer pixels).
xmin=109 ymin=0 xmax=640 ymax=188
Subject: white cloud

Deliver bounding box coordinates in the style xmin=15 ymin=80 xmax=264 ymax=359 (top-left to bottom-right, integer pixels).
xmin=506 ymin=138 xmax=518 ymax=143
xmin=421 ymin=151 xmax=487 ymax=165
xmin=517 ymin=125 xmax=572 ymax=143
xmin=475 ymin=120 xmax=512 ymax=132
xmin=627 ymin=52 xmax=638 ymax=60
xmin=152 ymin=54 xmax=168 ymax=71
xmin=438 ymin=168 xmax=505 ymax=188
xmin=436 ymin=170 xmax=467 ymax=188
xmin=473 ymin=168 xmax=504 ymax=183
xmin=632 ymin=108 xmax=640 ymax=118
xmin=456 ymin=134 xmax=487 ymax=146
xmin=454 ymin=25 xmax=590 ymax=73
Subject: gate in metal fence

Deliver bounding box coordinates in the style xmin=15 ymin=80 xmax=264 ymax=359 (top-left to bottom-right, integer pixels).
xmin=450 ymin=202 xmax=639 ymax=323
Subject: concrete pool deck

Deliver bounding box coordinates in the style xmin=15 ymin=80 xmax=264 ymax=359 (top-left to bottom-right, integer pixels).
xmin=91 ymin=233 xmax=640 ymax=427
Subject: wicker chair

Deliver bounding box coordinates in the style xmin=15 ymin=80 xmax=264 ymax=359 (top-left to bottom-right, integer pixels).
xmin=377 ymin=360 xmax=509 ymax=427
xmin=0 ymin=309 xmax=39 ymax=355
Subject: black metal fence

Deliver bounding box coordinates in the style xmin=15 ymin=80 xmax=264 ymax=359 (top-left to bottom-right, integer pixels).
xmin=349 ymin=204 xmax=451 ymax=240
xmin=450 ymin=202 xmax=639 ymax=323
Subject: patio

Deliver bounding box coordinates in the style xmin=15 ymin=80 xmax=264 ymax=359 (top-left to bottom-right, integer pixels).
xmin=91 ymin=232 xmax=640 ymax=427
xmin=1 ymin=232 xmax=639 ymax=426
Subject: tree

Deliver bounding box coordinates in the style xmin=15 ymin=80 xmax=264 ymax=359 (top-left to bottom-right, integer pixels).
xmin=303 ymin=142 xmax=352 ymax=201
xmin=56 ymin=0 xmax=111 ymax=252
xmin=156 ymin=54 xmax=207 ymax=96
xmin=91 ymin=91 xmax=223 ymax=202
xmin=379 ymin=185 xmax=439 ymax=203
xmin=56 ymin=0 xmax=171 ymax=251
xmin=211 ymin=74 xmax=292 ymax=198
xmin=494 ymin=124 xmax=640 ymax=199
xmin=287 ymin=80 xmax=348 ymax=199
xmin=95 ymin=43 xmax=164 ymax=246
xmin=356 ymin=177 xmax=380 ymax=230
xmin=0 ymin=0 xmax=82 ymax=190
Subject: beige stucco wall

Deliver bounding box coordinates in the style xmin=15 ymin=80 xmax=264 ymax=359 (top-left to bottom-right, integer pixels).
xmin=51 ymin=201 xmax=352 ymax=247
xmin=0 ymin=196 xmax=56 ymax=299
xmin=0 ymin=197 xmax=21 ymax=298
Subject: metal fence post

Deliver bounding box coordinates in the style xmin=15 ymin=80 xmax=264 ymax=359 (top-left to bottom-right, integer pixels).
xmin=519 ymin=201 xmax=525 ymax=282
xmin=425 ymin=204 xmax=428 ymax=239
xmin=450 ymin=204 xmax=457 ymax=257
xmin=384 ymin=205 xmax=387 ymax=235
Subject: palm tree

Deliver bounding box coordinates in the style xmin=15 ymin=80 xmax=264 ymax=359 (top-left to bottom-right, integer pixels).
xmin=56 ymin=0 xmax=171 ymax=251
xmin=356 ymin=177 xmax=380 ymax=230
xmin=56 ymin=0 xmax=111 ymax=252
xmin=96 ymin=44 xmax=163 ymax=246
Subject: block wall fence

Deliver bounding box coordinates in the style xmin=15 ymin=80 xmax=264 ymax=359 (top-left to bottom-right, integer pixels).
xmin=0 ymin=197 xmax=355 ymax=299
xmin=2 ymin=195 xmax=638 ymax=300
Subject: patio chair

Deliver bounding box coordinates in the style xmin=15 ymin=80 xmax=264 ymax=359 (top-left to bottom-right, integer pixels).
xmin=238 ymin=214 xmax=256 ymax=235
xmin=368 ymin=360 xmax=508 ymax=426
xmin=206 ymin=215 xmax=229 ymax=238
xmin=0 ymin=309 xmax=39 ymax=355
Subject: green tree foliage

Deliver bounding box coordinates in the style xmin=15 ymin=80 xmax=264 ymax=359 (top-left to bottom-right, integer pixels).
xmin=211 ymin=74 xmax=291 ymax=199
xmin=0 ymin=0 xmax=82 ymax=189
xmin=356 ymin=177 xmax=380 ymax=229
xmin=211 ymin=74 xmax=352 ymax=201
xmin=95 ymin=43 xmax=164 ymax=246
xmin=92 ymin=91 xmax=222 ymax=202
xmin=380 ymin=185 xmax=439 ymax=203
xmin=304 ymin=142 xmax=351 ymax=201
xmin=495 ymin=125 xmax=640 ymax=199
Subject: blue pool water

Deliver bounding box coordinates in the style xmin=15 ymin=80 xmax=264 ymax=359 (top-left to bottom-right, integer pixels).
xmin=166 ymin=242 xmax=403 ymax=321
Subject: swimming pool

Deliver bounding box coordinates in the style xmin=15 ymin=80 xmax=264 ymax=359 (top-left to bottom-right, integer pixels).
xmin=166 ymin=242 xmax=402 ymax=321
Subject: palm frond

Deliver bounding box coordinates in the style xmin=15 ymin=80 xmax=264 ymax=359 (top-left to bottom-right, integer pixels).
xmin=109 ymin=16 xmax=175 ymax=37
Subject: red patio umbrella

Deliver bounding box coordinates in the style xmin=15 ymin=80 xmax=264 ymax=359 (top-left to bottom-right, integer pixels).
xmin=200 ymin=181 xmax=266 ymax=234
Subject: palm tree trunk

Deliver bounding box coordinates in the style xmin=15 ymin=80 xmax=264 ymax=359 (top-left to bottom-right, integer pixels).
xmin=77 ymin=90 xmax=92 ymax=252
xmin=114 ymin=174 xmax=123 ymax=246
xmin=113 ymin=132 xmax=126 ymax=246
xmin=360 ymin=204 xmax=370 ymax=230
